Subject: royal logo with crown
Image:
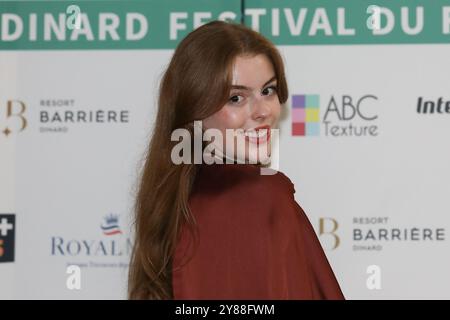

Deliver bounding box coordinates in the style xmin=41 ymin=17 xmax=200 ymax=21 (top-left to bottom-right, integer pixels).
xmin=100 ymin=214 xmax=122 ymax=236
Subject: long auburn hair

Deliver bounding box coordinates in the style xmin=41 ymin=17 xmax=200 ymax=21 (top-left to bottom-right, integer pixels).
xmin=128 ymin=20 xmax=289 ymax=299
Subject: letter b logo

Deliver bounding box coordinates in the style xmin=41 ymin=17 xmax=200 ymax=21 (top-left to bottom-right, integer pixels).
xmin=319 ymin=217 xmax=340 ymax=250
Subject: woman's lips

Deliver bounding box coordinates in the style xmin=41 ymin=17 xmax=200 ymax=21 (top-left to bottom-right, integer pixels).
xmin=244 ymin=126 xmax=271 ymax=145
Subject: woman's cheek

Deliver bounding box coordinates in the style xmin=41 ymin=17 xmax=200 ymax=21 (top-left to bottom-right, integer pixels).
xmin=219 ymin=105 xmax=248 ymax=130
xmin=270 ymin=101 xmax=282 ymax=122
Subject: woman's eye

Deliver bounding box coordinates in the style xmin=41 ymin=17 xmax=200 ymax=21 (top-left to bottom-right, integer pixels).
xmin=263 ymin=86 xmax=277 ymax=96
xmin=229 ymin=95 xmax=244 ymax=104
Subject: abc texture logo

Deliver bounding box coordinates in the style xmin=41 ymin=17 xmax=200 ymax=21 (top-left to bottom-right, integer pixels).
xmin=0 ymin=214 xmax=15 ymax=263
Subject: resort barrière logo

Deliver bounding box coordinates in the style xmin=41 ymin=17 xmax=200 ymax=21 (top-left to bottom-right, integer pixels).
xmin=1 ymin=98 xmax=131 ymax=136
xmin=0 ymin=100 xmax=27 ymax=138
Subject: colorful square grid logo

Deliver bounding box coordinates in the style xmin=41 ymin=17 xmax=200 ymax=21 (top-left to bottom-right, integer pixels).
xmin=291 ymin=94 xmax=320 ymax=136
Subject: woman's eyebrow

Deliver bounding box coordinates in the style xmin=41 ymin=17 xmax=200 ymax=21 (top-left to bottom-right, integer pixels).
xmin=231 ymin=75 xmax=277 ymax=91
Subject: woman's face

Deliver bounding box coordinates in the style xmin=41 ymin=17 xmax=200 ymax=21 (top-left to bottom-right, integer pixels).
xmin=202 ymin=54 xmax=281 ymax=164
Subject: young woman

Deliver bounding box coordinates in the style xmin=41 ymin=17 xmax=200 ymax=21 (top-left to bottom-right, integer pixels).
xmin=128 ymin=20 xmax=345 ymax=300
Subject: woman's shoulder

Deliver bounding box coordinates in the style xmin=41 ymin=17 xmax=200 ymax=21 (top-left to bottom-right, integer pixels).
xmin=188 ymin=163 xmax=301 ymax=238
xmin=191 ymin=163 xmax=296 ymax=200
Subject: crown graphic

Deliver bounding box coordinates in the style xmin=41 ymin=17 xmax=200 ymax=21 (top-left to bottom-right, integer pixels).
xmin=104 ymin=214 xmax=119 ymax=225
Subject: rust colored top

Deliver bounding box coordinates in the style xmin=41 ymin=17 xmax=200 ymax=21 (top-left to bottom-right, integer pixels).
xmin=172 ymin=163 xmax=345 ymax=300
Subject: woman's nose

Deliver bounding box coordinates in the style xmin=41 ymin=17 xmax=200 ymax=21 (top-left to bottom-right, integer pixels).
xmin=251 ymin=97 xmax=271 ymax=120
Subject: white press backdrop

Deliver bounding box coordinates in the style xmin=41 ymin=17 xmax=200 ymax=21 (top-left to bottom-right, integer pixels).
xmin=1 ymin=0 xmax=450 ymax=299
